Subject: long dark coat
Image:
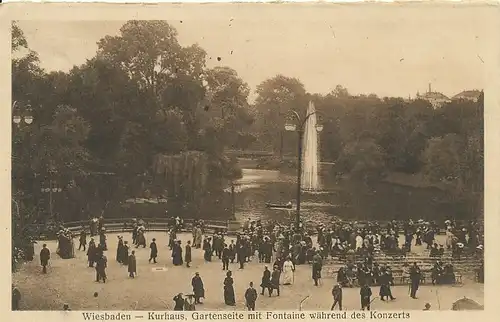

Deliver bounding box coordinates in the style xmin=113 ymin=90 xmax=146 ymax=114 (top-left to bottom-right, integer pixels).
xmin=172 ymin=244 xmax=183 ymax=266
xmin=192 ymin=276 xmax=205 ymax=298
xmin=117 ymin=239 xmax=124 ymax=262
xmin=185 ymin=244 xmax=192 ymax=263
xmin=40 ymin=248 xmax=50 ymax=266
xmin=270 ymin=270 xmax=281 ymax=289
xmin=150 ymin=242 xmax=158 ymax=257
xmin=261 ymin=269 xmax=271 ymax=288
xmin=223 ymin=277 xmax=235 ymax=305
xmin=128 ymin=254 xmax=137 ymax=273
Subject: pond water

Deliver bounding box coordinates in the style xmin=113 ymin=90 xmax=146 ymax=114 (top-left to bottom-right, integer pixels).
xmin=231 ymin=158 xmax=455 ymax=224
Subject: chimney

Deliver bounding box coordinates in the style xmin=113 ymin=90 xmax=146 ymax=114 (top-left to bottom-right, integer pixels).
xmin=428 ymin=83 xmax=432 ymax=93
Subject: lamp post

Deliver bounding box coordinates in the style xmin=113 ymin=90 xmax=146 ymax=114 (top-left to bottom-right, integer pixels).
xmin=41 ymin=181 xmax=63 ymax=219
xmin=12 ymin=102 xmax=34 ymax=126
xmin=12 ymin=101 xmax=34 ymax=234
xmin=285 ymin=111 xmax=323 ymax=229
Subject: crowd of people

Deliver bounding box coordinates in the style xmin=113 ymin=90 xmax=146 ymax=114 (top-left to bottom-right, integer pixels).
xmin=23 ymin=215 xmax=484 ymax=311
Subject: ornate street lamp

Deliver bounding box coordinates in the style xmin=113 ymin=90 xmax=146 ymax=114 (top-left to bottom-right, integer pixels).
xmin=284 ymin=110 xmax=323 ymax=229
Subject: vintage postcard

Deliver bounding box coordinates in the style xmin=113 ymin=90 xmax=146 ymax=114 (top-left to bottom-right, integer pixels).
xmin=1 ymin=2 xmax=499 ymax=321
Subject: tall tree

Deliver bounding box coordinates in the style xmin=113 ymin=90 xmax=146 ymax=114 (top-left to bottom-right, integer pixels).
xmin=253 ymin=75 xmax=308 ymax=153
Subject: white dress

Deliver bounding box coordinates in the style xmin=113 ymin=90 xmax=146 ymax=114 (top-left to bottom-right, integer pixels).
xmin=355 ymin=235 xmax=363 ymax=250
xmin=282 ymin=260 xmax=294 ymax=284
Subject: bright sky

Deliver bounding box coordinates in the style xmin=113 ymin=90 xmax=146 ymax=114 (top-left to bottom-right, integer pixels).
xmin=16 ymin=4 xmax=496 ymax=98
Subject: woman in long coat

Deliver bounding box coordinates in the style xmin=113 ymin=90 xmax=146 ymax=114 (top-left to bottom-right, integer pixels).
xmin=99 ymin=229 xmax=107 ymax=251
xmin=223 ymin=271 xmax=236 ymax=306
xmin=117 ymin=236 xmax=124 ymax=263
xmin=172 ymin=241 xmax=183 ymax=266
xmin=87 ymin=238 xmax=97 ymax=267
xmin=203 ymin=238 xmax=212 ymax=262
xmin=122 ymin=241 xmax=130 ymax=265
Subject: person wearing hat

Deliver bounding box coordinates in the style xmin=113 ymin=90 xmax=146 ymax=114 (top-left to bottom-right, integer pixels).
xmin=379 ymin=266 xmax=395 ymax=301
xmin=331 ymin=283 xmax=343 ymax=310
xmin=40 ymin=244 xmax=51 ymax=274
xmin=203 ymin=237 xmax=212 ymax=262
xmin=172 ymin=240 xmax=183 ymax=266
xmin=260 ymin=266 xmax=271 ymax=295
xmin=269 ymin=266 xmax=281 ymax=297
xmin=282 ymin=256 xmax=295 ymax=285
xmin=185 ymin=240 xmax=192 ymax=268
xmin=116 ymin=236 xmax=124 ymax=264
xmin=99 ymin=228 xmax=107 ymax=251
xmin=223 ymin=271 xmax=236 ymax=306
xmin=149 ymin=238 xmax=158 ymax=264
xmin=245 ymin=282 xmax=258 ymax=311
xmin=87 ymin=238 xmax=97 ymax=267
xmin=409 ymin=262 xmax=421 ymax=299
xmin=221 ymin=243 xmax=230 ymax=271
xmin=79 ymin=229 xmax=87 ymax=251
xmin=236 ymin=241 xmax=246 ymax=270
xmin=122 ymin=241 xmax=130 ymax=265
xmin=173 ymin=293 xmax=184 ymax=311
xmin=128 ymin=250 xmax=137 ymax=278
xmin=312 ymin=251 xmax=323 ymax=286
xmin=191 ymin=272 xmax=205 ymax=304
xmin=183 ymin=294 xmax=196 ymax=311
xmin=95 ymin=253 xmax=108 ymax=283
xmin=360 ymin=282 xmax=372 ymax=311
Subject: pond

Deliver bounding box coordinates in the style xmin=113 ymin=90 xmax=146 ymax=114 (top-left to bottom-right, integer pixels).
xmin=231 ymin=158 xmax=456 ymax=224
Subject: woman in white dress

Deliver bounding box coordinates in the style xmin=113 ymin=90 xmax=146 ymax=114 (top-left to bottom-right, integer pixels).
xmin=282 ymin=257 xmax=295 ymax=285
xmin=445 ymin=226 xmax=454 ymax=250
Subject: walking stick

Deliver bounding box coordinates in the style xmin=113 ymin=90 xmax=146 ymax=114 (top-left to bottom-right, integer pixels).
xmin=436 ymin=289 xmax=441 ymax=309
xmin=299 ymin=295 xmax=309 ymax=311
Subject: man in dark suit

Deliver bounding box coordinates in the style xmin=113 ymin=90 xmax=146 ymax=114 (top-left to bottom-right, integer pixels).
xmin=149 ymin=238 xmax=158 ymax=264
xmin=409 ymin=262 xmax=421 ymax=299
xmin=331 ymin=283 xmax=343 ymax=310
xmin=360 ymin=283 xmax=372 ymax=311
xmin=39 ymin=244 xmax=50 ymax=274
xmin=245 ymin=282 xmax=258 ymax=311
xmin=222 ymin=244 xmax=230 ymax=271
xmin=185 ymin=240 xmax=192 ymax=268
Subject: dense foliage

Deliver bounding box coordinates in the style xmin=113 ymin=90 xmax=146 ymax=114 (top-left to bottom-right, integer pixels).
xmin=12 ymin=21 xmax=249 ymax=230
xmin=12 ymin=21 xmax=483 ymax=266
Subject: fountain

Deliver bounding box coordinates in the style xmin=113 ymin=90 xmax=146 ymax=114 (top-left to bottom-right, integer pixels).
xmin=302 ymin=101 xmax=321 ymax=191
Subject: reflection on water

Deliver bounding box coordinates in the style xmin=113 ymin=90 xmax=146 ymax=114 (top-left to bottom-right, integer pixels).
xmin=232 ymin=164 xmax=452 ymax=224
xmin=234 ymin=168 xmax=342 ymax=224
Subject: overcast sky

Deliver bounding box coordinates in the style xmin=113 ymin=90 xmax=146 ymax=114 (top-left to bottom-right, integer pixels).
xmin=16 ymin=5 xmax=496 ymax=99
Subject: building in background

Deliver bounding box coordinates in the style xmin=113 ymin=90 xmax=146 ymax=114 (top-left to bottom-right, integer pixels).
xmin=416 ymin=84 xmax=451 ymax=109
xmin=452 ymin=90 xmax=482 ymax=102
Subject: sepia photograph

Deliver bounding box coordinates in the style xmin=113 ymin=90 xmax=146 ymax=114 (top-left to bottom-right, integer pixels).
xmin=9 ymin=3 xmax=491 ymax=313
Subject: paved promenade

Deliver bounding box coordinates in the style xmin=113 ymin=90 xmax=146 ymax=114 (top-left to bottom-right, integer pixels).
xmin=13 ymin=232 xmax=483 ymax=311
